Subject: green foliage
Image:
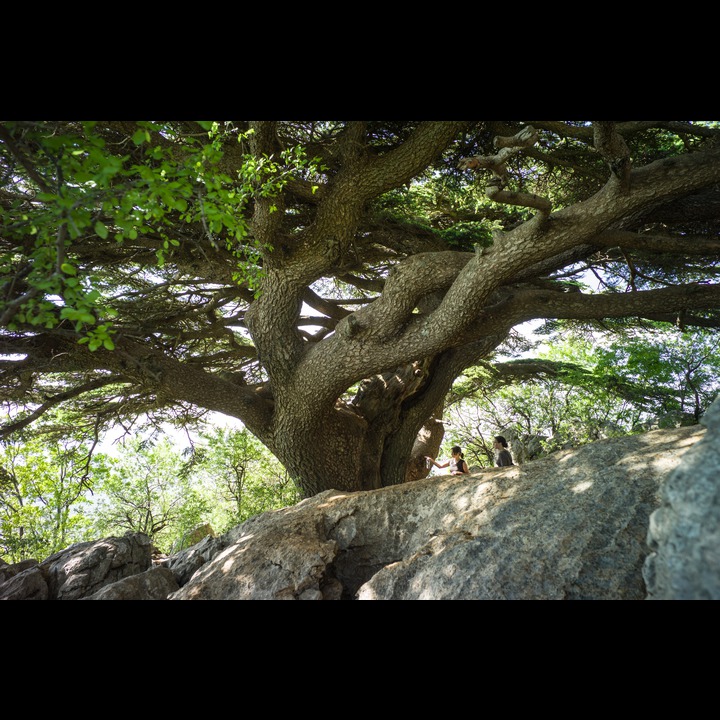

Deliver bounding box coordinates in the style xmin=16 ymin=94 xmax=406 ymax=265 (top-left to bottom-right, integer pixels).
xmin=86 ymin=434 xmax=209 ymax=554
xmin=192 ymin=425 xmax=301 ymax=534
xmin=85 ymin=424 xmax=301 ymax=553
xmin=0 ymin=121 xmax=321 ymax=344
xmin=372 ymin=171 xmax=508 ymax=236
xmin=0 ymin=417 xmax=305 ymax=563
xmin=441 ymin=325 xmax=719 ymax=468
xmin=441 ymin=375 xmax=635 ymax=469
xmin=0 ymin=433 xmax=100 ymax=562
xmin=586 ymin=326 xmax=720 ymax=418
xmin=438 ymin=221 xmax=493 ymax=250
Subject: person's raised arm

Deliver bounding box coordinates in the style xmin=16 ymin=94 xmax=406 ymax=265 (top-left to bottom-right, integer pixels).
xmin=425 ymin=456 xmax=450 ymax=469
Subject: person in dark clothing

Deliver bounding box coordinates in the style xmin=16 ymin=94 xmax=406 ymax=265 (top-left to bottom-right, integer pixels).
xmin=425 ymin=445 xmax=470 ymax=475
xmin=493 ymin=436 xmax=514 ymax=467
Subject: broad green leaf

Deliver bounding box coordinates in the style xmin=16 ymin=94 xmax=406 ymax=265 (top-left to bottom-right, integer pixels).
xmin=95 ymin=221 xmax=109 ymax=239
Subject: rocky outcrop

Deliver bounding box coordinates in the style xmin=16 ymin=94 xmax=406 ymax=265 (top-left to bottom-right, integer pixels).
xmin=0 ymin=533 xmax=152 ymax=600
xmin=1 ymin=403 xmax=718 ymax=600
xmin=644 ymin=397 xmax=720 ymax=599
xmin=79 ymin=566 xmax=179 ymax=600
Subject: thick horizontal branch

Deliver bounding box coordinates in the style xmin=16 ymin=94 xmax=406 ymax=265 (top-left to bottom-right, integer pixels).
xmin=486 ymin=184 xmax=552 ymax=215
xmin=511 ymin=283 xmax=720 ymax=325
xmin=527 ymin=120 xmax=720 ymax=141
xmin=452 ymin=358 xmax=670 ymax=410
xmin=592 ymin=229 xmax=720 ymax=255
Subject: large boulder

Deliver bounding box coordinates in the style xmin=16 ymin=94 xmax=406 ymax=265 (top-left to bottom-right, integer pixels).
xmin=79 ymin=566 xmax=179 ymax=600
xmin=0 ymin=533 xmax=152 ymax=601
xmin=170 ymin=423 xmax=705 ymax=600
xmin=644 ymin=397 xmax=720 ymax=599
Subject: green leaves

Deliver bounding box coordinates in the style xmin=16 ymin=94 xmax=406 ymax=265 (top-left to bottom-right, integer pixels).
xmin=195 ymin=425 xmax=301 ymax=531
xmin=77 ymin=324 xmax=115 ymax=351
xmin=0 ymin=431 xmax=101 ymax=562
xmin=132 ymin=128 xmax=151 ymax=145
xmin=1 ymin=120 xmax=322 ymax=344
xmin=81 ymin=427 xmax=299 ymax=554
xmin=60 ymin=307 xmax=96 ymax=325
xmin=443 ymin=323 xmax=720 ymax=469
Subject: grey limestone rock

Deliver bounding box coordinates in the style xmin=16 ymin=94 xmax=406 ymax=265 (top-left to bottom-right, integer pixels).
xmin=80 ymin=566 xmax=179 ymax=600
xmin=644 ymin=396 xmax=720 ymax=599
xmin=0 ymin=532 xmax=152 ymax=601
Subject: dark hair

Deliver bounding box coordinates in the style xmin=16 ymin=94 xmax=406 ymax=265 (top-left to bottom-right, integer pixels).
xmin=451 ymin=445 xmax=464 ymax=458
xmin=494 ymin=436 xmax=508 ymax=448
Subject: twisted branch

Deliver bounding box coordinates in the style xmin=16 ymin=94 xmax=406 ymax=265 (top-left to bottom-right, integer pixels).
xmin=458 ymin=125 xmax=551 ymax=218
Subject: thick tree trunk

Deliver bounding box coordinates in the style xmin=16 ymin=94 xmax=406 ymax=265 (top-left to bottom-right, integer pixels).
xmin=267 ymin=362 xmax=446 ymax=498
xmin=265 ymin=348 xmax=489 ymax=497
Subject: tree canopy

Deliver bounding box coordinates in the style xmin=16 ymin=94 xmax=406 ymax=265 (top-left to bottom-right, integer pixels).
xmin=2 ymin=120 xmax=720 ymax=498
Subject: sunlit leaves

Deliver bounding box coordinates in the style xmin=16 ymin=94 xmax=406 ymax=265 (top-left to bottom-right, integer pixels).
xmin=0 ymin=433 xmax=100 ymax=562
xmin=193 ymin=425 xmax=301 ymax=531
xmin=132 ymin=128 xmax=151 ymax=145
xmin=86 ymin=435 xmax=208 ymax=553
xmin=0 ymin=417 xmax=303 ymax=562
xmin=0 ymin=120 xmax=320 ymax=348
xmin=77 ymin=324 xmax=115 ymax=351
xmin=94 ymin=221 xmax=109 ymax=239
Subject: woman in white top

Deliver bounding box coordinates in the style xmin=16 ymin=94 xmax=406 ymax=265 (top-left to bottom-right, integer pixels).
xmin=425 ymin=446 xmax=469 ymax=475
